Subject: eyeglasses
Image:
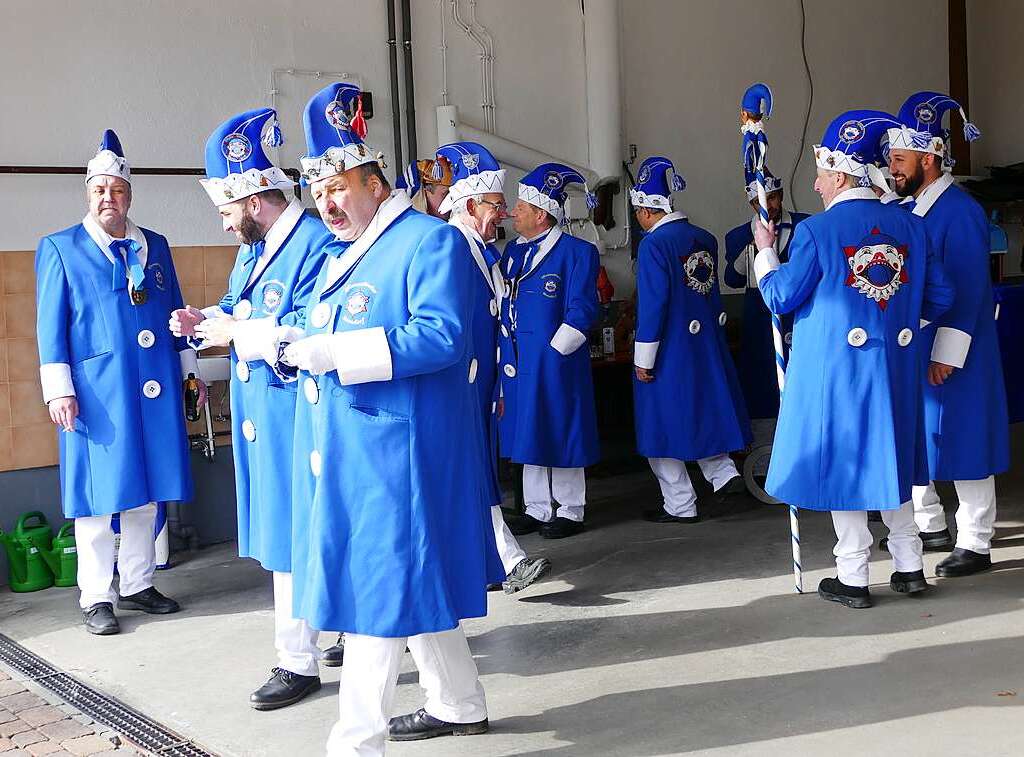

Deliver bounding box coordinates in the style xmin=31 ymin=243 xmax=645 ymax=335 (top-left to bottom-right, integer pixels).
xmin=476 ymin=199 xmax=508 ymax=214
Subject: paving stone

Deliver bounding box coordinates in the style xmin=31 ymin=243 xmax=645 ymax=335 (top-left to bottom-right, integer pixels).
xmin=35 ymin=722 xmax=90 ymax=743
xmin=0 ymin=695 xmax=44 ymax=716
xmin=0 ymin=683 xmax=26 ymax=699
xmin=0 ymin=711 xmax=17 ymax=725
xmin=0 ymin=669 xmax=10 ymax=681
xmin=16 ymin=709 xmax=63 ymax=730
xmin=10 ymin=732 xmax=44 ymax=748
xmin=0 ymin=721 xmax=31 ymax=738
xmin=58 ymin=735 xmax=114 ymax=757
xmin=5 ymin=749 xmax=33 ymax=757
xmin=25 ymin=741 xmax=67 ymax=756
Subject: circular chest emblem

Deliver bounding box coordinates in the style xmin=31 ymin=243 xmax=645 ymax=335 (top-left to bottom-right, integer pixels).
xmin=222 ymin=133 xmax=252 ymax=162
xmin=914 ymin=102 xmax=937 ymax=125
xmin=838 ymin=120 xmax=865 ymax=144
xmin=325 ymin=100 xmax=350 ymax=129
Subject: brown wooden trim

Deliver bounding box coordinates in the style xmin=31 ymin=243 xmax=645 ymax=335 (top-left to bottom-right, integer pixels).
xmin=948 ymin=0 xmax=971 ymax=174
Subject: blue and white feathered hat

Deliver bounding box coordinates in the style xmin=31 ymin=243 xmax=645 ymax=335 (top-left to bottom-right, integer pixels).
xmin=435 ymin=141 xmax=506 ymax=215
xmin=199 ymin=108 xmax=294 ymax=206
xmin=300 ymin=82 xmax=376 ymax=185
xmin=518 ymin=162 xmax=595 ymax=222
xmin=630 ymin=156 xmax=685 ymax=211
xmin=86 ymin=129 xmax=131 ymax=184
xmin=814 ymin=109 xmax=903 ymax=189
xmin=886 ymin=90 xmax=980 ymax=168
xmin=744 ymin=166 xmax=783 ymax=201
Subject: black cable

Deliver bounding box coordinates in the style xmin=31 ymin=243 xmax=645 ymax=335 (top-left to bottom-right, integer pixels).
xmin=790 ymin=0 xmax=814 ymax=212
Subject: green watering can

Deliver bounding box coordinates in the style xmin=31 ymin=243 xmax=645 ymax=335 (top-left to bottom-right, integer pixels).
xmin=0 ymin=511 xmax=55 ymax=592
xmin=37 ymin=523 xmax=77 ymax=588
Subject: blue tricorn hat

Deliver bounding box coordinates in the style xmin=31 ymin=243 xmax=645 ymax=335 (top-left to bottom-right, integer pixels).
xmin=200 ymin=108 xmax=294 ymax=206
xmin=300 ymin=82 xmax=378 ymax=185
xmin=629 ymin=156 xmax=685 ymax=211
xmin=886 ymin=90 xmax=980 ymax=169
xmin=518 ymin=162 xmax=595 ymax=221
xmin=435 ymin=141 xmax=506 ymax=215
xmin=815 ymin=109 xmax=902 ymax=188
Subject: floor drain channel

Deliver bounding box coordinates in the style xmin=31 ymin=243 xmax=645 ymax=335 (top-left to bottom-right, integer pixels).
xmin=0 ymin=633 xmax=219 ymax=757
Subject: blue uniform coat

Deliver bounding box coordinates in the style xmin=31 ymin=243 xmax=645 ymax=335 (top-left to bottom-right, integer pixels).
xmin=498 ymin=227 xmax=600 ymax=468
xmin=757 ymin=189 xmax=954 ymax=511
xmin=35 ymin=220 xmax=194 ymax=518
xmin=288 ymin=194 xmax=502 ymax=636
xmin=634 ymin=213 xmax=751 ymax=460
xmin=724 ymin=211 xmax=810 ymax=418
xmin=910 ymin=175 xmax=1010 ymax=481
xmin=214 ymin=203 xmax=331 ymax=573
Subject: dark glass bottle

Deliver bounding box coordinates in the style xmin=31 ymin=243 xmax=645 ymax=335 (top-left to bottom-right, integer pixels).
xmin=184 ymin=373 xmax=201 ymax=422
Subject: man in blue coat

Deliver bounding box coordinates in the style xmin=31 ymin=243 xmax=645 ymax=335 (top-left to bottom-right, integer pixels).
xmin=631 ymin=156 xmax=751 ymax=522
xmin=434 ymin=141 xmax=552 ymax=592
xmin=276 ymin=82 xmax=502 ymax=755
xmin=754 ymin=111 xmax=954 ymax=609
xmin=36 ymin=131 xmax=200 ymax=635
xmin=886 ymin=91 xmax=1009 ymax=577
xmin=169 ymin=108 xmax=340 ymax=709
xmin=499 ymin=164 xmax=601 ymax=540
xmin=724 ymin=169 xmax=809 ymax=419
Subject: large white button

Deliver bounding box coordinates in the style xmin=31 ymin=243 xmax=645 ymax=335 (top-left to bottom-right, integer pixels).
xmin=234 ymin=299 xmax=253 ymax=320
xmin=311 ymin=302 xmax=332 ymax=329
xmin=304 ymin=377 xmax=319 ymax=404
xmin=241 ymin=419 xmax=256 ymax=442
xmin=489 ymin=299 xmax=498 ymax=317
xmin=689 ymin=320 xmax=701 ymax=335
xmin=310 ymin=450 xmax=322 ymax=477
xmin=137 ymin=329 xmax=155 ymax=349
xmin=503 ymin=364 xmax=516 ymax=378
xmin=718 ymin=312 xmax=727 ymax=327
xmin=847 ymin=327 xmax=868 ymax=347
xmin=496 ymin=345 xmax=501 ymax=364
xmin=897 ymin=328 xmax=913 ymax=347
xmin=501 ymin=324 xmax=509 ymax=338
xmin=468 ymin=358 xmax=479 ymax=384
xmin=236 ymin=361 xmax=250 ymax=383
xmin=142 ymin=380 xmax=161 ymax=399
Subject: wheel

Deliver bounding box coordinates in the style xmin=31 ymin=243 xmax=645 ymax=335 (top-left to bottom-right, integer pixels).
xmin=743 ymin=444 xmax=781 ymax=505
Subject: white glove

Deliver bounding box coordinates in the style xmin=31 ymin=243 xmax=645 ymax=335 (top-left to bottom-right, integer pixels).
xmin=283 ymin=334 xmax=338 ymax=376
xmin=194 ymin=315 xmax=238 ymax=347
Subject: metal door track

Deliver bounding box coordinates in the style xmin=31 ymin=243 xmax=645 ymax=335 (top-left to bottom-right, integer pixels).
xmin=0 ymin=633 xmax=218 ymax=756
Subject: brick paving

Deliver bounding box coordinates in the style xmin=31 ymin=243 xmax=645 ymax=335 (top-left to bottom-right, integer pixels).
xmin=0 ymin=666 xmax=141 ymax=757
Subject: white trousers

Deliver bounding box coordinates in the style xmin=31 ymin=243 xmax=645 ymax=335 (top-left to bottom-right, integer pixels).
xmin=913 ymin=477 xmax=997 ymax=553
xmin=648 ymin=454 xmax=739 ymax=517
xmin=831 ymin=502 xmax=922 ymax=587
xmin=272 ymin=571 xmax=321 ymax=677
xmin=523 ymin=465 xmax=586 ymax=523
xmin=490 ymin=505 xmax=527 ymax=575
xmin=76 ymin=502 xmax=157 ymax=608
xmin=327 ymin=626 xmax=486 ymax=757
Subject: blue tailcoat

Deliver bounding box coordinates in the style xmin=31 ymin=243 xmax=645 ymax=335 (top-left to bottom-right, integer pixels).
xmin=724 ymin=211 xmax=810 ymax=418
xmin=911 ymin=177 xmax=1010 ymax=481
xmin=498 ymin=227 xmax=600 ymax=468
xmin=758 ymin=189 xmax=954 ymax=511
xmin=289 ymin=198 xmax=502 ymax=636
xmin=634 ymin=214 xmax=751 ymax=460
xmin=217 ymin=207 xmax=331 ymax=573
xmin=35 ymin=223 xmax=194 ymax=518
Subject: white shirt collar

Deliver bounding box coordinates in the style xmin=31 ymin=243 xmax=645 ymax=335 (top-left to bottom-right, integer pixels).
xmin=911 ymin=172 xmax=955 ymax=217
xmin=321 ymin=191 xmax=413 ymax=291
xmin=648 ymin=210 xmax=687 ymax=234
xmin=517 ymin=226 xmax=555 ymax=244
xmin=243 ymin=199 xmax=305 ymax=287
xmin=825 ymin=186 xmax=877 ymax=211
xmin=82 ymin=213 xmax=148 ymax=267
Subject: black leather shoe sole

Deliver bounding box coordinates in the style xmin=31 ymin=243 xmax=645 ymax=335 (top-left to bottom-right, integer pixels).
xmin=539 ymin=520 xmax=584 ymax=539
xmin=250 ymin=677 xmax=322 ymax=711
xmin=936 ymin=557 xmax=992 ymax=578
xmin=643 ymin=509 xmax=699 ymax=524
xmin=388 ymin=719 xmax=489 ymax=741
xmin=116 ymin=598 xmax=180 ymax=614
xmin=890 ymin=574 xmax=929 ymax=594
xmin=84 ymin=619 xmax=120 ymax=636
xmin=818 ymin=582 xmax=872 ymax=609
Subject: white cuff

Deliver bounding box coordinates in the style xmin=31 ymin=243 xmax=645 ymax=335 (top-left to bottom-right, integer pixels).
xmin=330 ymin=327 xmax=393 ymax=385
xmin=931 ymin=326 xmax=971 ymax=368
xmin=753 ymin=247 xmax=780 ymax=285
xmin=232 ymin=317 xmax=280 ymax=364
xmin=634 ymin=341 xmax=659 ymax=370
xmin=40 ymin=363 xmax=75 ymax=403
xmin=179 ymin=349 xmax=200 ymax=380
xmin=549 ymin=323 xmax=588 ymax=356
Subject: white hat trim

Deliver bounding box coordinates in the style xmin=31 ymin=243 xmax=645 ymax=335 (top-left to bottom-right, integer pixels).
xmin=745 ymin=176 xmax=783 ymax=201
xmin=439 ymin=169 xmax=506 ymax=215
xmin=885 ymin=126 xmax=946 ymax=159
xmin=86 ymin=150 xmax=131 ymax=184
xmin=300 ymin=144 xmax=378 ymax=184
xmin=629 ymin=188 xmax=673 ymax=211
xmin=200 ymin=167 xmax=296 ymax=207
xmin=518 ymin=183 xmax=564 ymax=221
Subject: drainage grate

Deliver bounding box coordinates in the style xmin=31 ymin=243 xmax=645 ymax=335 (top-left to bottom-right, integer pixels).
xmin=0 ymin=633 xmax=219 ymax=756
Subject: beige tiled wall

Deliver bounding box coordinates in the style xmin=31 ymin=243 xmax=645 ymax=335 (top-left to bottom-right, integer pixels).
xmin=0 ymin=245 xmax=237 ymax=472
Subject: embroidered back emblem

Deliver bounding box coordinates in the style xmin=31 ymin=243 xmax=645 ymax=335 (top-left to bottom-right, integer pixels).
xmin=682 ymin=250 xmax=715 ymax=296
xmin=844 ymin=227 xmax=908 ymax=309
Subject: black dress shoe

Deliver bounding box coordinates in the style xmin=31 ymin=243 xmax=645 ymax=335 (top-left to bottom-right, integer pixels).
xmin=643 ymin=508 xmax=699 ymax=524
xmin=250 ymin=667 xmax=322 ymax=710
xmin=935 ymin=547 xmax=992 ymax=577
xmin=83 ymin=603 xmax=120 ymax=635
xmin=117 ymin=587 xmax=180 ymax=614
xmin=503 ymin=556 xmax=552 ymax=594
xmin=880 ymin=528 xmax=954 ymax=554
xmin=817 ymin=577 xmax=872 ymax=609
xmin=506 ymin=514 xmax=544 ymax=536
xmin=387 ymin=708 xmax=488 ymax=741
xmin=539 ymin=517 xmax=584 ymax=540
xmin=890 ymin=569 xmax=929 ymax=594
xmin=321 ymin=634 xmax=344 ymax=668
xmin=716 ymin=475 xmax=746 ymax=500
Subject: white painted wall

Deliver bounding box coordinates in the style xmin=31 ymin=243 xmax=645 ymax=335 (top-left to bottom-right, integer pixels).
xmin=968 ymin=0 xmax=1024 ymax=171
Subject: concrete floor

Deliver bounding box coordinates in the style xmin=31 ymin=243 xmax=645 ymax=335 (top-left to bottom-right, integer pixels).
xmin=1 ymin=464 xmax=1023 ymax=757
